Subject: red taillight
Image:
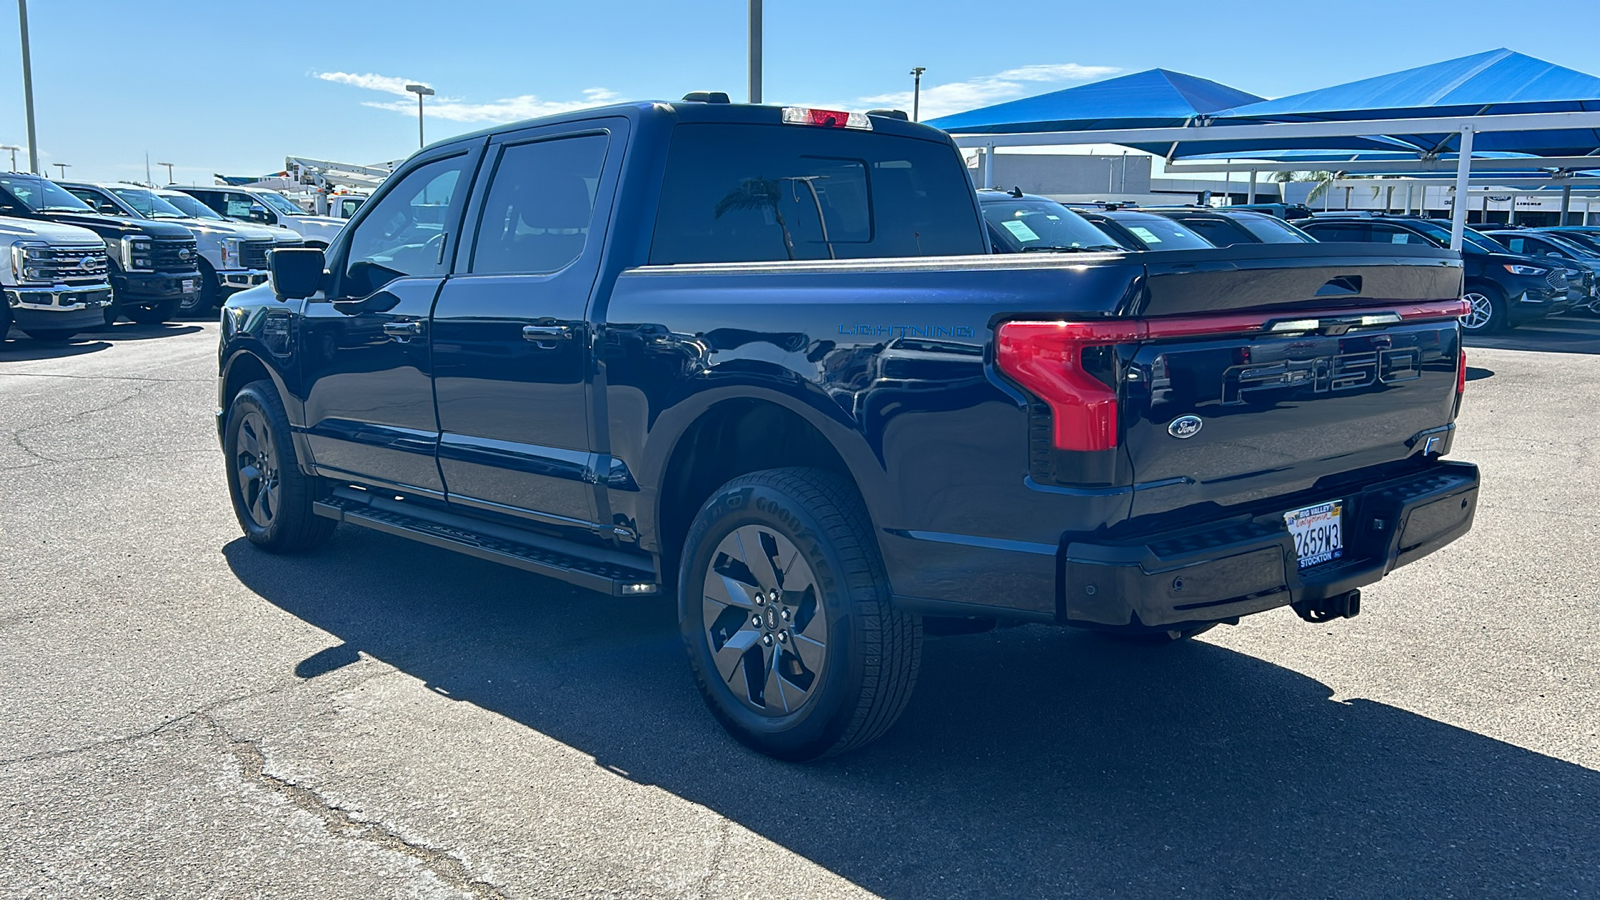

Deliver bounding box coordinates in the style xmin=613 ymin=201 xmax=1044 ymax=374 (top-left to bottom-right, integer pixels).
xmin=1457 ymin=348 xmax=1467 ymax=394
xmin=996 ymin=300 xmax=1472 ymax=453
xmin=995 ymin=321 xmax=1140 ymax=451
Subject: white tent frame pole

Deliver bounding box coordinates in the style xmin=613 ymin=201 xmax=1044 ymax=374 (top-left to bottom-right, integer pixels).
xmin=982 ymin=141 xmax=995 ymax=189
xmin=1450 ymin=127 xmax=1474 ymax=252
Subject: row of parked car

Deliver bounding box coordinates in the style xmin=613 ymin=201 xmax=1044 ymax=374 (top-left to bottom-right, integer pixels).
xmin=0 ymin=171 xmax=346 ymax=343
xmin=977 ymin=188 xmax=1600 ymax=333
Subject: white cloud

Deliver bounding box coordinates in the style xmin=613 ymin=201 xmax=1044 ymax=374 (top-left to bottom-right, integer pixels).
xmin=315 ymin=72 xmax=620 ymax=125
xmin=316 ymin=71 xmax=421 ymax=97
xmin=854 ymin=63 xmax=1119 ymax=121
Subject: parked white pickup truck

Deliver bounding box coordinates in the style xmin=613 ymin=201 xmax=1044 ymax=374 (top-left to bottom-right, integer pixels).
xmin=0 ymin=216 xmax=112 ymax=342
xmin=61 ymin=182 xmax=297 ymax=315
xmin=168 ymin=185 xmax=345 ymax=248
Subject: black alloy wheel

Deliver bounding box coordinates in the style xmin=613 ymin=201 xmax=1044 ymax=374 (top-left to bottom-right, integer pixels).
xmin=224 ymin=380 xmax=335 ymax=553
xmin=680 ymin=467 xmax=921 ymax=761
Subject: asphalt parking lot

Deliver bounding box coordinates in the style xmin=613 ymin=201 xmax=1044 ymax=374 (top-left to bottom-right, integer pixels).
xmin=2 ymin=316 xmax=1598 ymax=899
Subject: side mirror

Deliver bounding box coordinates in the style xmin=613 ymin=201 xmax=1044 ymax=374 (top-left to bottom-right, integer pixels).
xmin=268 ymin=247 xmax=325 ymax=300
xmin=97 ymin=202 xmax=121 ymax=215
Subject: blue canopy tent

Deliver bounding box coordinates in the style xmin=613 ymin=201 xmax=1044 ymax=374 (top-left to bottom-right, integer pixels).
xmin=934 ymin=50 xmax=1600 ymax=246
xmin=1198 ymin=49 xmax=1600 ymax=159
xmin=924 ymin=68 xmax=1263 ymax=135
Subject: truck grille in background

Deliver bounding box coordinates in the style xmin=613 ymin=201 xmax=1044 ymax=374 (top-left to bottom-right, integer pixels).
xmin=1547 ymin=269 xmax=1569 ymax=290
xmin=151 ymin=238 xmax=200 ymax=272
xmin=239 ymin=240 xmax=274 ymax=269
xmin=28 ymin=244 xmax=109 ymax=284
xmin=272 ymin=239 xmax=304 ymax=249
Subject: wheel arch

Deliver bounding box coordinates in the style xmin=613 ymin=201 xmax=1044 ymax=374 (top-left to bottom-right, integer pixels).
xmin=646 ymin=390 xmax=883 ymax=587
xmin=219 ymin=348 xmax=311 ymax=469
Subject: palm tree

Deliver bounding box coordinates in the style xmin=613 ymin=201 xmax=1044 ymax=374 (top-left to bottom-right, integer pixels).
xmin=715 ymin=177 xmax=795 ymax=260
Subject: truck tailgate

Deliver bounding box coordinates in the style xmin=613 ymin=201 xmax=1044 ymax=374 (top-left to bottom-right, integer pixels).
xmin=1120 ymin=311 xmax=1463 ymax=522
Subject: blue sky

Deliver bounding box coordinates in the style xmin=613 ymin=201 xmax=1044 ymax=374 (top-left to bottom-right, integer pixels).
xmin=2 ymin=0 xmax=1597 ymax=183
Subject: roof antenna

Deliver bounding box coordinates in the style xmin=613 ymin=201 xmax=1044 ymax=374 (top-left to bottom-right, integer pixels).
xmin=1009 ymin=185 xmax=1023 ymax=198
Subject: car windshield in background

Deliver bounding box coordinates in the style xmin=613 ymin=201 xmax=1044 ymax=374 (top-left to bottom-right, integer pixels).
xmin=255 ymin=191 xmax=303 ymax=216
xmin=1235 ymin=213 xmax=1315 ymax=243
xmin=108 ymin=186 xmax=189 ymax=219
xmin=0 ymin=175 xmax=92 ymax=212
xmin=1104 ymin=213 xmax=1214 ymax=250
xmin=1539 ymin=233 xmax=1600 ymax=258
xmin=983 ymin=199 xmax=1120 ymax=252
xmin=1460 ymin=226 xmax=1516 ymax=256
xmin=1550 ymin=230 xmax=1600 ymax=255
xmin=158 ymin=192 xmax=225 ymax=220
xmin=650 ymin=123 xmax=984 ymax=264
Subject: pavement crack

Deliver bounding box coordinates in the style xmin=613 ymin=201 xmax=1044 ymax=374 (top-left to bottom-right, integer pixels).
xmin=695 ymin=817 xmax=734 ymax=898
xmin=203 ymin=713 xmax=508 ymax=899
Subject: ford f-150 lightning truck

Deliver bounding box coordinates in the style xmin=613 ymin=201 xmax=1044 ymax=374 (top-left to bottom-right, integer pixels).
xmin=217 ymin=98 xmax=1478 ymax=759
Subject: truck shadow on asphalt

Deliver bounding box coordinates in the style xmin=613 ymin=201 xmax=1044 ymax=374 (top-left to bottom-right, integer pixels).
xmin=1 ymin=322 xmax=202 ymax=360
xmin=1466 ymin=313 xmax=1600 ymax=354
xmin=224 ymin=530 xmax=1598 ymax=898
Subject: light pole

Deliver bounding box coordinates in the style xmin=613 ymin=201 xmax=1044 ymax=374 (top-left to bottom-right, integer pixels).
xmin=0 ymin=144 xmax=18 ymax=171
xmin=52 ymin=162 xmax=67 ymax=178
xmin=157 ymin=161 xmax=174 ymax=183
xmin=405 ymin=83 xmax=434 ymax=148
xmin=17 ymin=0 xmax=40 ymax=173
xmin=748 ymin=0 xmax=761 ymax=103
xmin=910 ymin=67 xmax=925 ymax=122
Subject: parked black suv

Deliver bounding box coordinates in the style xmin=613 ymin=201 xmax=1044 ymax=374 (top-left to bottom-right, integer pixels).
xmin=0 ymin=173 xmax=200 ymax=324
xmin=1298 ymin=214 xmax=1572 ymax=332
xmin=976 ymin=189 xmax=1121 ymax=253
xmin=1146 ymin=208 xmax=1317 ymax=247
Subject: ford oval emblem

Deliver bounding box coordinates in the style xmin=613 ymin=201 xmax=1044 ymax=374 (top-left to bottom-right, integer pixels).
xmin=178 ymin=248 xmax=192 ymax=260
xmin=1168 ymin=415 xmax=1203 ymax=439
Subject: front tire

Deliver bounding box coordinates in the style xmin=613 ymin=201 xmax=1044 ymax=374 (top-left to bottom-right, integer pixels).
xmin=182 ymin=261 xmax=219 ymax=316
xmin=680 ymin=467 xmax=921 ymax=761
xmin=224 ymin=380 xmax=335 ymax=553
xmin=127 ymin=298 xmax=181 ymax=325
xmin=1460 ymin=284 xmax=1508 ymax=333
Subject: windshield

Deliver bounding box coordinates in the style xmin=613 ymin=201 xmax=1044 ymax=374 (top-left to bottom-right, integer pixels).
xmin=1460 ymin=226 xmax=1515 ymax=256
xmin=0 ymin=175 xmax=92 ymax=212
xmin=1550 ymin=230 xmax=1600 ymax=255
xmin=108 ymin=185 xmax=189 ymax=219
xmin=254 ymin=191 xmax=303 ymax=216
xmin=1538 ymin=233 xmax=1600 ymax=258
xmin=1100 ymin=212 xmax=1214 ymax=250
xmin=158 ymin=192 xmax=225 ymax=220
xmin=1235 ymin=213 xmax=1315 ymax=243
xmin=982 ymin=199 xmax=1120 ymax=252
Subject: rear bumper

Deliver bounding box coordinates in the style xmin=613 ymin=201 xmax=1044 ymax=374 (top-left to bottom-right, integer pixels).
xmin=1061 ymin=461 xmax=1479 ymax=629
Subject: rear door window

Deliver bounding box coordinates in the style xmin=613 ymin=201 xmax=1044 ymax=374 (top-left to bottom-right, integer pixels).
xmin=650 ymin=123 xmax=983 ymax=264
xmin=470 ymin=133 xmax=610 ymax=275
xmin=1371 ymin=224 xmax=1431 ymax=245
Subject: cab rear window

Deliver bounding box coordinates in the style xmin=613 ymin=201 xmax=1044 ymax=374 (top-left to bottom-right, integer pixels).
xmin=649 ymin=123 xmax=984 ymax=264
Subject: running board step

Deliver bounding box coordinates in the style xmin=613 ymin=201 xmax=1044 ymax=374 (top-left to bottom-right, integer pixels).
xmin=313 ymin=495 xmax=659 ymax=597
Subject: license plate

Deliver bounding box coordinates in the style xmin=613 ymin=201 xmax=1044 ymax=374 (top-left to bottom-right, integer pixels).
xmin=1285 ymin=500 xmax=1344 ymax=569
xmin=182 ymin=279 xmax=196 ymax=293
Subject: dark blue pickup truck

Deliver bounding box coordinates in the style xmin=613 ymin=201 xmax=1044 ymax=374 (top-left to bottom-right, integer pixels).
xmin=218 ymin=98 xmax=1479 ymax=759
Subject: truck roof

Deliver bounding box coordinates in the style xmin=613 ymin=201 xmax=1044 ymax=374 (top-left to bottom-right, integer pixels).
xmin=420 ymin=99 xmax=950 ymax=152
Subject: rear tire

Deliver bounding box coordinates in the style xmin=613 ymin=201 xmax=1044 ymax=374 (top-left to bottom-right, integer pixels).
xmin=1460 ymin=284 xmax=1509 ymax=333
xmin=127 ymin=298 xmax=181 ymax=325
xmin=224 ymin=380 xmax=335 ymax=553
xmin=680 ymin=467 xmax=921 ymax=761
xmin=0 ymin=303 xmax=12 ymax=342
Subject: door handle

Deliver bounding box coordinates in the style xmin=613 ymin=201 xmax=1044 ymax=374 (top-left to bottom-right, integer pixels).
xmin=382 ymin=321 xmax=423 ymax=338
xmin=522 ymin=324 xmax=573 ymax=343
